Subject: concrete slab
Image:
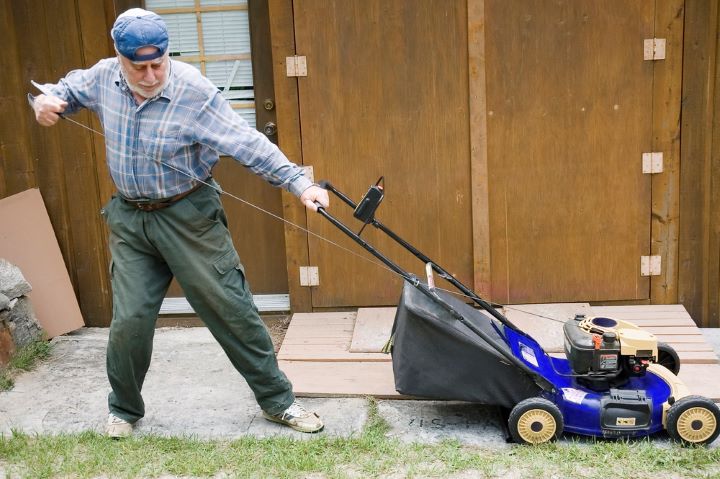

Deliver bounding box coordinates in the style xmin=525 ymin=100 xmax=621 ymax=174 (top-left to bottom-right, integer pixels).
xmin=0 ymin=328 xmax=366 ymax=440
xmin=377 ymin=400 xmax=510 ymax=447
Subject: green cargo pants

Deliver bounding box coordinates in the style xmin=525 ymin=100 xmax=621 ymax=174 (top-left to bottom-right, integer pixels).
xmin=101 ymin=182 xmax=294 ymax=423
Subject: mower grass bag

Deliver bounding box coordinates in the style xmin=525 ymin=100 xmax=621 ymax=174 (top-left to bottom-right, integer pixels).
xmin=391 ymin=281 xmax=540 ymax=408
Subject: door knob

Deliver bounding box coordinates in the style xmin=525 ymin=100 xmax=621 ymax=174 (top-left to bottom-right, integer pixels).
xmin=263 ymin=122 xmax=277 ymax=136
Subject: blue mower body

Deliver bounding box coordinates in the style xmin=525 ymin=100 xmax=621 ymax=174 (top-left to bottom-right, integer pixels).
xmin=505 ymin=327 xmax=671 ymax=438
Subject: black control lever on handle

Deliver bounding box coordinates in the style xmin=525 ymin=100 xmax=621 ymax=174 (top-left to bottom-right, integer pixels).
xmin=354 ymin=177 xmax=384 ymax=234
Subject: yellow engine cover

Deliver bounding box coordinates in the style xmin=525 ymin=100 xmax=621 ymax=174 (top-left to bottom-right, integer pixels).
xmin=578 ymin=316 xmax=658 ymax=357
xmin=617 ymin=329 xmax=658 ymax=357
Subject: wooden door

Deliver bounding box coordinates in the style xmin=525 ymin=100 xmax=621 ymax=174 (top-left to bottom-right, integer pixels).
xmin=167 ymin=0 xmax=288 ymax=298
xmin=293 ymin=0 xmax=473 ymax=307
xmin=484 ymin=1 xmax=656 ymax=303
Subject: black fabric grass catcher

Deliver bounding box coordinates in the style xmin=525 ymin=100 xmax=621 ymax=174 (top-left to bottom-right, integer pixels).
xmin=391 ymin=281 xmax=541 ymax=409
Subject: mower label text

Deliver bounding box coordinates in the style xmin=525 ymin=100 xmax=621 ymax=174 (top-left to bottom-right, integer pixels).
xmin=562 ymin=387 xmax=588 ymax=405
xmin=599 ymin=354 xmax=618 ymax=370
xmin=519 ymin=343 xmax=539 ymax=367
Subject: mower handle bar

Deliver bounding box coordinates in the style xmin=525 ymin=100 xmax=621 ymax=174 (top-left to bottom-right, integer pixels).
xmin=316 ymin=180 xmax=521 ymax=333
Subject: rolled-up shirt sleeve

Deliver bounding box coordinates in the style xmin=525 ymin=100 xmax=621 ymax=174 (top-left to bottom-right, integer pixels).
xmin=190 ymin=90 xmax=312 ymax=197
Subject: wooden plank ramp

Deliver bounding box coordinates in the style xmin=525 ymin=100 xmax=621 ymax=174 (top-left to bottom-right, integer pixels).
xmin=278 ymin=305 xmax=720 ymax=400
xmin=349 ymin=307 xmax=397 ymax=353
xmin=277 ymin=312 xmax=389 ymax=362
xmin=279 ymin=361 xmax=400 ymax=398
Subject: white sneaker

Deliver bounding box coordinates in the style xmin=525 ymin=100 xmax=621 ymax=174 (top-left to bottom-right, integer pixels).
xmin=263 ymin=400 xmax=324 ymax=433
xmin=106 ymin=413 xmax=133 ymax=438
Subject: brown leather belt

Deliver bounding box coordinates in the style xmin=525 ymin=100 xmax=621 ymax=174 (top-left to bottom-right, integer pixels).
xmin=121 ymin=182 xmax=204 ymax=212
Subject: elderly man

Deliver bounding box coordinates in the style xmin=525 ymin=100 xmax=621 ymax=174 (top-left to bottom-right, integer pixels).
xmin=31 ymin=8 xmax=328 ymax=437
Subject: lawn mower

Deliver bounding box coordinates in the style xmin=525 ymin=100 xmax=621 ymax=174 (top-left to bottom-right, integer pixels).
xmin=314 ymin=178 xmax=720 ymax=446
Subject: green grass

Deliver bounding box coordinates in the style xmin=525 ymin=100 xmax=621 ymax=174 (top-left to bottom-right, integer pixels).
xmin=1 ymin=398 xmax=719 ymax=479
xmin=0 ymin=340 xmax=52 ymax=391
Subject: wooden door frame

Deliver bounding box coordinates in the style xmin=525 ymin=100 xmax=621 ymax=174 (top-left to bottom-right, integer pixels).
xmin=650 ymin=1 xmax=684 ymax=305
xmin=268 ymin=0 xmax=312 ymax=312
xmin=468 ymin=0 xmax=492 ymax=299
xmin=248 ymin=0 xmax=277 ymax=146
xmin=272 ymin=0 xmax=685 ymax=312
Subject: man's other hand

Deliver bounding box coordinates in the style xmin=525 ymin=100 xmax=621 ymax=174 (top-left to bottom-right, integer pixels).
xmin=300 ymin=185 xmax=330 ymax=212
xmin=33 ymin=94 xmax=68 ymax=126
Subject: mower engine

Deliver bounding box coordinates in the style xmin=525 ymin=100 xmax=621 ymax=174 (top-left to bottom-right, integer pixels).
xmin=563 ymin=315 xmax=658 ymax=390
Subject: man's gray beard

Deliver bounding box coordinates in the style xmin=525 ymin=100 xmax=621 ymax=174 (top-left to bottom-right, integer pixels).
xmin=119 ymin=61 xmax=169 ymax=99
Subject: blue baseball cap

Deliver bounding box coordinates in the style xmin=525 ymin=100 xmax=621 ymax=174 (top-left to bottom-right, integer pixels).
xmin=111 ymin=8 xmax=169 ymax=62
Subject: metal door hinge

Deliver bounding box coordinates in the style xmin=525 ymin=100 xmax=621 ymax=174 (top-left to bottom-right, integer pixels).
xmin=644 ymin=39 xmax=666 ymax=60
xmin=641 ymin=256 xmax=661 ymax=276
xmin=299 ymin=266 xmax=319 ymax=286
xmin=286 ymin=56 xmax=307 ymax=77
xmin=642 ymin=152 xmax=664 ymax=174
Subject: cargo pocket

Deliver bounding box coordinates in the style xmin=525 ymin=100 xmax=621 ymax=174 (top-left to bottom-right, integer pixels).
xmin=213 ymin=249 xmax=257 ymax=315
xmin=213 ymin=249 xmax=246 ymax=285
xmin=213 ymin=249 xmax=241 ymax=274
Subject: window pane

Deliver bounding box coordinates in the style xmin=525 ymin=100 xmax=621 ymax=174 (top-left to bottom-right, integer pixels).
xmin=163 ymin=13 xmax=200 ymax=57
xmin=202 ymin=11 xmax=250 ymax=55
xmin=199 ymin=0 xmax=246 ymax=6
xmin=146 ymin=0 xmax=194 ymax=8
xmin=205 ymin=60 xmax=253 ymax=89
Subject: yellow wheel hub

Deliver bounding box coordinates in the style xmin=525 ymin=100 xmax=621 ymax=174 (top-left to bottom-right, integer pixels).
xmin=517 ymin=409 xmax=556 ymax=444
xmin=676 ymin=407 xmax=717 ymax=443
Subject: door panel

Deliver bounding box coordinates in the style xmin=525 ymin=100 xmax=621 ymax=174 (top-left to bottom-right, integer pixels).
xmin=484 ymin=1 xmax=654 ymax=303
xmin=293 ymin=0 xmax=473 ymax=307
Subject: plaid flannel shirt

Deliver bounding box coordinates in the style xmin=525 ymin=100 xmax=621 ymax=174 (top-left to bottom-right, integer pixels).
xmin=43 ymin=58 xmax=312 ymax=200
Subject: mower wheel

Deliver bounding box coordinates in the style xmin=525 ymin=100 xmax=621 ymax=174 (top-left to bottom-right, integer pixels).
xmin=508 ymin=397 xmax=564 ymax=445
xmin=657 ymin=342 xmax=681 ymax=375
xmin=666 ymin=395 xmax=720 ymax=446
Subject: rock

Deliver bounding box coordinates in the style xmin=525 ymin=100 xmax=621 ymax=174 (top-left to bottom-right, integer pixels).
xmin=0 ymin=297 xmax=42 ymax=349
xmin=0 ymin=292 xmax=8 ymax=311
xmin=0 ymin=259 xmax=32 ymax=300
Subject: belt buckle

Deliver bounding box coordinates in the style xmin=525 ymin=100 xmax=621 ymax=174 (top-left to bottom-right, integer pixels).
xmin=135 ymin=200 xmax=156 ymax=212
